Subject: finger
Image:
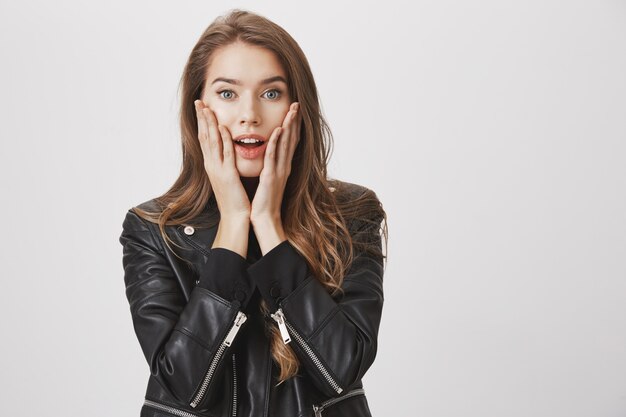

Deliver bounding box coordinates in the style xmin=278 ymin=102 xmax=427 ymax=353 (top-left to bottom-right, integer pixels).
xmin=276 ymin=104 xmax=294 ymax=165
xmin=194 ymin=100 xmax=211 ymax=154
xmin=277 ymin=104 xmax=298 ymax=172
xmin=287 ymin=103 xmax=302 ymax=159
xmin=203 ymin=106 xmax=223 ymax=163
xmin=263 ymin=126 xmax=282 ymax=174
xmin=218 ymin=124 xmax=236 ymax=166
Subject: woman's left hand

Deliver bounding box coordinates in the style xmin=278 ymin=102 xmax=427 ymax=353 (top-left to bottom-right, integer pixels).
xmin=250 ymin=102 xmax=301 ymax=251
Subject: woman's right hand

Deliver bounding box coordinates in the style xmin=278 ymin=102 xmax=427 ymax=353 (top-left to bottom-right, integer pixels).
xmin=195 ymin=100 xmax=250 ymax=256
xmin=195 ymin=99 xmax=250 ymax=220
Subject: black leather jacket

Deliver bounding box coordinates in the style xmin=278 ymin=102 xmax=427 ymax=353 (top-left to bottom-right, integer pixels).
xmin=119 ymin=182 xmax=385 ymax=417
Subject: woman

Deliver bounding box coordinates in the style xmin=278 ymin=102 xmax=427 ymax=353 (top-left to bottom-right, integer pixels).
xmin=119 ymin=9 xmax=388 ymax=417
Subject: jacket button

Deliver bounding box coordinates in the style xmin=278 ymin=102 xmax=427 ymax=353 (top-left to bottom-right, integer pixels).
xmin=233 ymin=290 xmax=246 ymax=302
xmin=184 ymin=225 xmax=195 ymax=235
xmin=270 ymin=285 xmax=281 ymax=298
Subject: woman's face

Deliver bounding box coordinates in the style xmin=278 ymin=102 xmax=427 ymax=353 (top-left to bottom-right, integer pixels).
xmin=201 ymin=41 xmax=292 ymax=178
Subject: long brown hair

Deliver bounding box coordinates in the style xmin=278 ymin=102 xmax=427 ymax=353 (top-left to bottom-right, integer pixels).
xmin=132 ymin=8 xmax=388 ymax=385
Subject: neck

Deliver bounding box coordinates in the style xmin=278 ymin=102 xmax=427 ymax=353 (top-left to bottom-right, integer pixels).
xmin=240 ymin=176 xmax=260 ymax=202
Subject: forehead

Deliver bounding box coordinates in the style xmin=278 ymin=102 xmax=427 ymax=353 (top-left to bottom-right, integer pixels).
xmin=206 ymin=42 xmax=286 ymax=82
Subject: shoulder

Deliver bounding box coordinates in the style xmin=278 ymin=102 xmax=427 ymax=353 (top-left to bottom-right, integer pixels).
xmin=134 ymin=197 xmax=166 ymax=214
xmin=121 ymin=197 xmax=164 ymax=231
xmin=328 ymin=181 xmax=386 ymax=265
xmin=327 ymin=179 xmax=379 ymax=203
xmin=327 ymin=179 xmax=384 ymax=229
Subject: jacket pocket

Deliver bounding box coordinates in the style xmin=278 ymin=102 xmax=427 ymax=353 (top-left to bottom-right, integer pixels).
xmin=311 ymin=388 xmax=366 ymax=416
xmin=190 ymin=310 xmax=247 ymax=408
xmin=143 ymin=398 xmax=204 ymax=417
xmin=270 ymin=307 xmax=343 ymax=395
xmin=231 ymin=353 xmax=238 ymax=417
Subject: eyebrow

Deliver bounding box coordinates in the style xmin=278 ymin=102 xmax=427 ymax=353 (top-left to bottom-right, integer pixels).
xmin=210 ymin=75 xmax=288 ymax=86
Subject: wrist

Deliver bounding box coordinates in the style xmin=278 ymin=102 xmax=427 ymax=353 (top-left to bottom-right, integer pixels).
xmin=250 ymin=212 xmax=280 ymax=227
xmin=252 ymin=220 xmax=286 ymax=256
xmin=212 ymin=216 xmax=250 ymax=257
xmin=221 ymin=213 xmax=250 ymax=225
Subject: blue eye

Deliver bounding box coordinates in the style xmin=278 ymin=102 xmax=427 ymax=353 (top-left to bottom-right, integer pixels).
xmin=217 ymin=89 xmax=235 ymax=100
xmin=216 ymin=88 xmax=282 ymax=101
xmin=264 ymin=88 xmax=282 ymax=100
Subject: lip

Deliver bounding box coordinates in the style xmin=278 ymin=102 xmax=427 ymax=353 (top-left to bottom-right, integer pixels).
xmin=233 ymin=140 xmax=268 ymax=160
xmin=232 ymin=133 xmax=269 ymax=160
xmin=233 ymin=133 xmax=267 ymax=142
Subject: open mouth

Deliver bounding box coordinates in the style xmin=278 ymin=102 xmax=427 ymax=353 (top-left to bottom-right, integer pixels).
xmin=234 ymin=138 xmax=265 ymax=148
xmin=233 ymin=139 xmax=268 ymax=159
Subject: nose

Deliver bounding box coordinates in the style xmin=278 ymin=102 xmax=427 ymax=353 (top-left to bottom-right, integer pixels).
xmin=239 ymin=96 xmax=260 ymax=127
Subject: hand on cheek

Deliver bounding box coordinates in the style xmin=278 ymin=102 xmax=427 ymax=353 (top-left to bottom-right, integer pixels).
xmin=250 ymin=102 xmax=302 ymax=254
xmin=194 ymin=100 xmax=251 ymax=221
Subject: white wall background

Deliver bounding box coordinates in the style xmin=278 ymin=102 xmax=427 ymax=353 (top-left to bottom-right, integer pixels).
xmin=0 ymin=1 xmax=624 ymax=416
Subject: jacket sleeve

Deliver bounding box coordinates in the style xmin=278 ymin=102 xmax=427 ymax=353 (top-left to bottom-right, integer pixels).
xmin=197 ymin=246 xmax=256 ymax=311
xmin=119 ymin=209 xmax=249 ymax=409
xmin=247 ymin=197 xmax=385 ymax=397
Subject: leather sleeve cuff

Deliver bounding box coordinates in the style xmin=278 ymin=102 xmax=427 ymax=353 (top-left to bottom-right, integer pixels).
xmin=247 ymin=240 xmax=311 ymax=311
xmin=197 ymin=247 xmax=255 ymax=310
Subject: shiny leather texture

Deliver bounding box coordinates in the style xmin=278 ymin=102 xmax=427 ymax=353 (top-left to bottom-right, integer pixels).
xmin=119 ymin=181 xmax=385 ymax=417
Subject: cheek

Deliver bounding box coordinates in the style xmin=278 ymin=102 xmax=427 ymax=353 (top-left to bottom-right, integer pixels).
xmin=203 ymin=103 xmax=229 ymax=125
xmin=275 ymin=108 xmax=291 ymax=125
xmin=200 ymin=94 xmax=222 ymax=113
xmin=212 ymin=108 xmax=227 ymax=125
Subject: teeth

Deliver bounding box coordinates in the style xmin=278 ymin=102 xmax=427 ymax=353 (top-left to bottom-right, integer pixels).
xmin=236 ymin=138 xmax=262 ymax=143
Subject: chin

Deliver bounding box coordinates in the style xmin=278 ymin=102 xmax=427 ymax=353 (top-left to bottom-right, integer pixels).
xmin=235 ymin=158 xmax=263 ymax=178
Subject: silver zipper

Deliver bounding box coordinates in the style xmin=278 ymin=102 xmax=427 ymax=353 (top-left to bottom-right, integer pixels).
xmin=144 ymin=399 xmax=201 ymax=417
xmin=269 ymin=308 xmax=291 ymax=343
xmin=190 ymin=310 xmax=247 ymax=408
xmin=312 ymin=388 xmax=366 ymax=417
xmin=270 ymin=308 xmax=343 ymax=394
xmin=231 ymin=353 xmax=238 ymax=417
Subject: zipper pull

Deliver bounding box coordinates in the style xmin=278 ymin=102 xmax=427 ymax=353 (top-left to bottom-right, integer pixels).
xmin=224 ymin=311 xmax=247 ymax=346
xmin=312 ymin=404 xmax=323 ymax=417
xmin=270 ymin=308 xmax=291 ymax=344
